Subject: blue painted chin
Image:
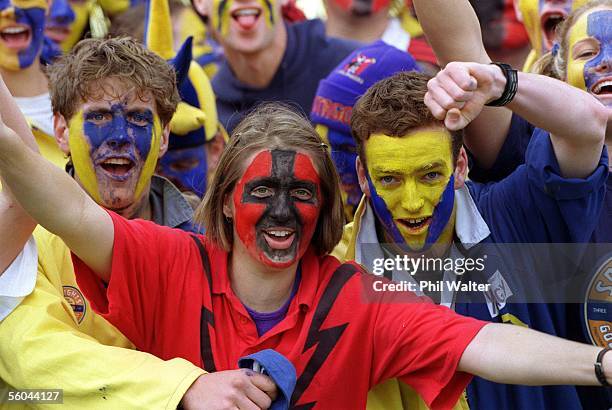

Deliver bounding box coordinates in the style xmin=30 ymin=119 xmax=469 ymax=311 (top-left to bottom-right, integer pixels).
xmin=366 ymin=173 xmax=455 ymax=252
xmin=158 ymin=145 xmax=208 ymax=197
xmin=15 ymin=7 xmax=46 ymax=69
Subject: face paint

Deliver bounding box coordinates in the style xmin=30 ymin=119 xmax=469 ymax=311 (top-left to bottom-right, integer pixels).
xmin=519 ymin=0 xmax=587 ymax=55
xmin=60 ymin=0 xmax=91 ymax=52
xmin=45 ymin=0 xmax=75 ymax=45
xmin=364 ymin=131 xmax=456 ymax=251
xmin=0 ymin=0 xmax=47 ymax=70
xmin=567 ymin=9 xmax=612 ymax=107
xmin=68 ymin=104 xmax=162 ymax=209
xmin=212 ymin=0 xmax=276 ymax=37
xmin=233 ymin=150 xmax=321 ymax=268
xmin=157 ymin=145 xmax=207 ymax=196
xmin=315 ymin=124 xmax=362 ymax=217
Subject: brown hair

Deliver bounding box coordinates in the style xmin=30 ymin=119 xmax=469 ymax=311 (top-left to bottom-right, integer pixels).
xmin=351 ymin=71 xmax=463 ymax=164
xmin=194 ymin=103 xmax=345 ymax=255
xmin=47 ymin=37 xmax=180 ymax=125
xmin=532 ymin=0 xmax=612 ymax=78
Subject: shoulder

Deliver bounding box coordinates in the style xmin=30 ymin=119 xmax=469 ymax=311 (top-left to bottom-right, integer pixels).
xmin=291 ymin=19 xmax=360 ymax=56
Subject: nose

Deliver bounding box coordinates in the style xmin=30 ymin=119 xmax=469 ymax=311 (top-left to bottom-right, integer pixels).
xmin=400 ymin=180 xmax=425 ymax=213
xmin=269 ymin=190 xmax=293 ymax=223
xmin=1 ymin=7 xmax=15 ymax=19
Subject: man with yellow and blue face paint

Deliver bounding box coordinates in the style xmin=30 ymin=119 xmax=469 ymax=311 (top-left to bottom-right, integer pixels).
xmin=335 ymin=68 xmax=609 ymax=409
xmin=191 ymin=0 xmax=359 ymax=132
xmin=516 ymin=0 xmax=589 ymax=70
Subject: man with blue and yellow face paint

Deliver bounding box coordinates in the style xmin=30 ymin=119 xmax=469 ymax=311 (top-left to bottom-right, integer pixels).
xmin=566 ymin=7 xmax=612 ymax=107
xmin=191 ymin=0 xmax=359 ymax=132
xmin=516 ymin=0 xmax=588 ymax=69
xmin=334 ymin=68 xmax=609 ymax=409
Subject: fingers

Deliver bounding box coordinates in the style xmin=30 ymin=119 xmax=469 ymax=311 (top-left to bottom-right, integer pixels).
xmin=246 ymin=370 xmax=278 ymax=402
xmin=425 ymin=64 xmax=477 ymax=123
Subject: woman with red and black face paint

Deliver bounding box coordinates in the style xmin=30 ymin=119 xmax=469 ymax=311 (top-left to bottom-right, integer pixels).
xmin=2 ymin=95 xmax=612 ymax=408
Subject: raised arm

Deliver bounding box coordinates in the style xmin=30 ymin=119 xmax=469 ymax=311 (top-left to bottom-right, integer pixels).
xmin=0 ymin=72 xmax=39 ymax=274
xmin=0 ymin=76 xmax=113 ymax=280
xmin=413 ymin=0 xmax=513 ymax=169
xmin=460 ymin=323 xmax=608 ymax=386
xmin=425 ymin=62 xmax=607 ymax=178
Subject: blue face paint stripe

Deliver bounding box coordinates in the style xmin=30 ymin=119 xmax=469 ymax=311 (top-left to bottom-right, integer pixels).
xmin=265 ymin=0 xmax=274 ymax=25
xmin=158 ymin=145 xmax=208 ymax=195
xmin=584 ymin=10 xmax=612 ymax=92
xmin=366 ymin=172 xmax=455 ymax=251
xmin=49 ymin=0 xmax=75 ymax=24
xmin=218 ymin=0 xmax=228 ymax=32
xmin=14 ymin=7 xmax=46 ymax=69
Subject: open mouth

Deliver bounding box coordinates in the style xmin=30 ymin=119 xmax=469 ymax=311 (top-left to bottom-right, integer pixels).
xmin=397 ymin=217 xmax=432 ymax=234
xmin=0 ymin=25 xmax=32 ymax=50
xmin=45 ymin=25 xmax=71 ymax=43
xmin=98 ymin=156 xmax=136 ymax=181
xmin=592 ymin=79 xmax=612 ymax=96
xmin=231 ymin=7 xmax=261 ymax=31
xmin=541 ymin=11 xmax=566 ymax=50
xmin=262 ymin=228 xmax=296 ymax=250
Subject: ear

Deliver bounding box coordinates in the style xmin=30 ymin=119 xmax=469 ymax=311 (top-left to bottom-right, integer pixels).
xmin=222 ymin=193 xmax=233 ymax=219
xmin=356 ymin=156 xmax=371 ymax=197
xmin=453 ymin=146 xmax=469 ymax=190
xmin=159 ymin=123 xmax=170 ymax=158
xmin=53 ymin=113 xmax=71 ymax=155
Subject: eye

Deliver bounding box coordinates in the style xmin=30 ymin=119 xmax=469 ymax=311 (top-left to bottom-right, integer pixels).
xmin=251 ymin=186 xmax=273 ymax=198
xmin=128 ymin=111 xmax=152 ymax=126
xmin=423 ymin=171 xmax=442 ymax=182
xmin=291 ymin=188 xmax=313 ymax=201
xmin=86 ymin=112 xmax=111 ymax=123
xmin=576 ymin=49 xmax=598 ymax=59
xmin=379 ymin=175 xmax=399 ymax=187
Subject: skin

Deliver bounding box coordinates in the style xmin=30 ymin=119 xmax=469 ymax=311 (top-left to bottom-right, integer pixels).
xmin=324 ymin=0 xmax=391 ymax=44
xmin=192 ymin=0 xmax=287 ymax=87
xmin=44 ymin=0 xmax=75 ymax=45
xmin=566 ymin=8 xmax=612 ymax=108
xmin=357 ymin=127 xmax=468 ymax=254
xmin=54 ymin=77 xmax=169 ymax=220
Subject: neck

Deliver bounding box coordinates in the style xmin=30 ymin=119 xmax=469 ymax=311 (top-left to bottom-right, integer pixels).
xmin=0 ymin=61 xmax=48 ymax=97
xmin=325 ymin=13 xmax=390 ymax=43
xmin=118 ymin=190 xmax=152 ymax=221
xmin=229 ymin=247 xmax=297 ymax=313
xmin=222 ymin=25 xmax=288 ymax=88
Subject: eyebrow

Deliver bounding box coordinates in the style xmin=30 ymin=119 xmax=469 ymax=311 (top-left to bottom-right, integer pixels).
xmin=372 ymin=161 xmax=446 ymax=174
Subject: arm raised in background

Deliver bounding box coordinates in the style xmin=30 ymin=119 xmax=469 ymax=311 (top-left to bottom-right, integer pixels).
xmin=425 ymin=62 xmax=606 ymax=179
xmin=413 ymin=0 xmax=513 ymax=169
xmin=0 ymin=74 xmax=113 ymax=281
xmin=0 ymin=74 xmax=39 ymax=274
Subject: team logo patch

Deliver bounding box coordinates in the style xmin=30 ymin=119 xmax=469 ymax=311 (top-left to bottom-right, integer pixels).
xmin=339 ymin=53 xmax=376 ymax=84
xmin=63 ymin=286 xmax=86 ymax=324
xmin=584 ymin=257 xmax=612 ymax=348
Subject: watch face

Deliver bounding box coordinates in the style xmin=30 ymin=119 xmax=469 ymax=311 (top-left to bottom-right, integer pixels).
xmin=584 ymin=256 xmax=612 ymax=348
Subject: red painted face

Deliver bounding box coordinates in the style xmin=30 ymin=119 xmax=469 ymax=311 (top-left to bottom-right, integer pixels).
xmin=233 ymin=149 xmax=322 ymax=268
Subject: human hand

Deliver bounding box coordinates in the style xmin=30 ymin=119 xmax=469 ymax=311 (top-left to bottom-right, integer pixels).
xmin=425 ymin=62 xmax=506 ymax=131
xmin=181 ymin=369 xmax=278 ymax=410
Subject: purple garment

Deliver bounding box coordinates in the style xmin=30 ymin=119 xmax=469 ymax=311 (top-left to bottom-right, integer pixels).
xmin=244 ymin=268 xmax=301 ymax=336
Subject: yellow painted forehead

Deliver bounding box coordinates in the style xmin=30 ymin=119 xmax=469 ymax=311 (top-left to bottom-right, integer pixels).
xmin=364 ymin=129 xmax=453 ymax=174
xmin=8 ymin=0 xmax=47 ymax=9
xmin=568 ymin=7 xmax=610 ymax=43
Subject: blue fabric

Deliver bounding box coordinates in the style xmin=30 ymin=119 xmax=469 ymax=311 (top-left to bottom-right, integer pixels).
xmin=456 ymin=128 xmax=610 ymax=409
xmin=238 ymin=349 xmax=296 ymax=410
xmin=212 ymin=19 xmax=360 ymax=133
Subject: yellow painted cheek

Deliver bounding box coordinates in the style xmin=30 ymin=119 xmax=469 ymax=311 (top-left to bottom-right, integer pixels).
xmin=62 ymin=2 xmax=91 ymax=52
xmin=134 ymin=115 xmax=162 ymax=199
xmin=67 ymin=112 xmax=102 ymax=203
xmin=518 ymin=0 xmax=543 ymax=55
xmin=212 ymin=0 xmax=232 ymax=37
xmin=567 ymin=15 xmax=588 ymax=91
xmin=0 ymin=47 xmax=20 ymax=71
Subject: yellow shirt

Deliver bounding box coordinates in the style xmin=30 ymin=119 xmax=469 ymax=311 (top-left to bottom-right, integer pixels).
xmin=0 ymin=227 xmax=203 ymax=409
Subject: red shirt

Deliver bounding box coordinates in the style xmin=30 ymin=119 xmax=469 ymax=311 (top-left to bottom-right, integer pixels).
xmin=74 ymin=212 xmax=486 ymax=409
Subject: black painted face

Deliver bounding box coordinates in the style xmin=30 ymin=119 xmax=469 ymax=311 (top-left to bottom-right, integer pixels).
xmin=233 ymin=149 xmax=322 ymax=268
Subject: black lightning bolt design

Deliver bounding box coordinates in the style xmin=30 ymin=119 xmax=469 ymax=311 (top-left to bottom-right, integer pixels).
xmin=192 ymin=235 xmax=217 ymax=372
xmin=290 ymin=264 xmax=359 ymax=409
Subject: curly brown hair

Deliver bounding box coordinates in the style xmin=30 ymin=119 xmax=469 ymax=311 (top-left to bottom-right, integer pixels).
xmin=195 ymin=102 xmax=345 ymax=255
xmin=351 ymin=71 xmax=463 ymax=165
xmin=47 ymin=37 xmax=180 ymax=125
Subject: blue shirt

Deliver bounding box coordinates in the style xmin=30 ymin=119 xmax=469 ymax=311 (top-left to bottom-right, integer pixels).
xmin=212 ymin=19 xmax=360 ymax=133
xmin=460 ymin=124 xmax=610 ymax=409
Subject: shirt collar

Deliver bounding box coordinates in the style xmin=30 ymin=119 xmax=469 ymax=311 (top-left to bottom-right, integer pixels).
xmin=149 ymin=175 xmax=195 ymax=229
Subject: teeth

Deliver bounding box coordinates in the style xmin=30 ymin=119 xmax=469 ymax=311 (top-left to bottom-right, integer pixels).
xmin=104 ymin=158 xmax=131 ymax=165
xmin=408 ymin=218 xmax=425 ymax=224
xmin=1 ymin=27 xmax=27 ymax=34
xmin=234 ymin=8 xmax=259 ymax=17
xmin=267 ymin=230 xmax=291 ymax=237
xmin=594 ymin=80 xmax=612 ymax=94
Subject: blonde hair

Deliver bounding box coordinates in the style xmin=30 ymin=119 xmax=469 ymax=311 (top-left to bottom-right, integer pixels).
xmin=532 ymin=0 xmax=612 ymax=79
xmin=195 ymin=103 xmax=345 ymax=255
